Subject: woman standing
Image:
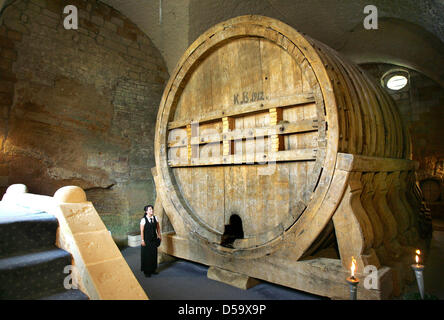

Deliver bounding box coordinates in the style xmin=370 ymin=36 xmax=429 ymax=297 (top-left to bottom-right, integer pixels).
xmin=140 ymin=205 xmax=161 ymax=277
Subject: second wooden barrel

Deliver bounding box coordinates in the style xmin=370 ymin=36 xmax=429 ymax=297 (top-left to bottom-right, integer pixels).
xmin=420 ymin=178 xmax=441 ymax=202
xmin=154 ymin=15 xmax=409 ymax=257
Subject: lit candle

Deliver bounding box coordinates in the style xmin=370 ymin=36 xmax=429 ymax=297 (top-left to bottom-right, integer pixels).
xmin=411 ymin=249 xmax=425 ymax=299
xmin=346 ymin=256 xmax=359 ymax=300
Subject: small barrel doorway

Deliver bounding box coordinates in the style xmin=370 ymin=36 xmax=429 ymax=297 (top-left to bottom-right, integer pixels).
xmin=221 ymin=214 xmax=244 ymax=248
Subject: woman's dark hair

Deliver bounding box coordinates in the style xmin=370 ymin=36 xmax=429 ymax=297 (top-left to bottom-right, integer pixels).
xmin=143 ymin=205 xmax=154 ymax=217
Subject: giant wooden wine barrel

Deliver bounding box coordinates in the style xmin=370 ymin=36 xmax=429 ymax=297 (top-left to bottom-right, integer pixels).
xmin=154 ymin=15 xmax=412 ymax=262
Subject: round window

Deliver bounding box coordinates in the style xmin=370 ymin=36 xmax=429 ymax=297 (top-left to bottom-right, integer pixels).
xmin=381 ymin=70 xmax=409 ymax=91
xmin=386 ymin=75 xmax=408 ymax=90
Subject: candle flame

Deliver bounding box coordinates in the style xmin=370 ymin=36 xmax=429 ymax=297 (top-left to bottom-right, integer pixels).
xmin=415 ymin=249 xmax=420 ymax=264
xmin=351 ymin=256 xmax=356 ymax=277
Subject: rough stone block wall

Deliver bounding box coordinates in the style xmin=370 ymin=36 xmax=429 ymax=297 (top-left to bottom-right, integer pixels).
xmin=0 ymin=0 xmax=169 ymax=243
xmin=362 ymin=63 xmax=444 ymax=201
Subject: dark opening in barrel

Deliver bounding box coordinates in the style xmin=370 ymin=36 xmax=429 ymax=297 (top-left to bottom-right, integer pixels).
xmin=221 ymin=214 xmax=244 ymax=248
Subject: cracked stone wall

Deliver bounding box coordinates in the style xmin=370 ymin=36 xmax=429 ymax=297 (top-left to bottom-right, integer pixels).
xmin=0 ymin=0 xmax=168 ymax=243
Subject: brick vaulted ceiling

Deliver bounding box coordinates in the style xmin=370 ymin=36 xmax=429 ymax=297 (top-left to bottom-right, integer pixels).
xmin=101 ymin=0 xmax=444 ymax=88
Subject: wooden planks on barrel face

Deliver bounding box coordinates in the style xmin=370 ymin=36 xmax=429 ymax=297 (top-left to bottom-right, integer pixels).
xmin=166 ymin=33 xmax=324 ymax=246
xmin=154 ymin=15 xmax=428 ymax=299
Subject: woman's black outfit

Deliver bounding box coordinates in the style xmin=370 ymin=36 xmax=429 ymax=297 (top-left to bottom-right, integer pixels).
xmin=141 ymin=216 xmax=158 ymax=276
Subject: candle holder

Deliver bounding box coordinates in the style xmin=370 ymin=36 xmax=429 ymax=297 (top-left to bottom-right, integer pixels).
xmin=411 ymin=264 xmax=425 ymax=299
xmin=346 ymin=276 xmax=360 ymax=300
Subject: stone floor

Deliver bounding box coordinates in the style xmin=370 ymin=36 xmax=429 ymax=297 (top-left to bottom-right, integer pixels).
xmin=121 ymin=246 xmax=326 ymax=300
xmin=121 ymin=223 xmax=444 ymax=300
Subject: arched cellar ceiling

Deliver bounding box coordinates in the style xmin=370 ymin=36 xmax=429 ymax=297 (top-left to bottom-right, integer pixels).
xmin=341 ymin=18 xmax=444 ymax=88
xmin=101 ymin=0 xmax=444 ymax=87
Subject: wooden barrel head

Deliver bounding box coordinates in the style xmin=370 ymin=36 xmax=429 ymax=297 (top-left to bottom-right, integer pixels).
xmin=155 ymin=16 xmax=339 ymax=255
xmin=420 ymin=179 xmax=442 ymax=202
